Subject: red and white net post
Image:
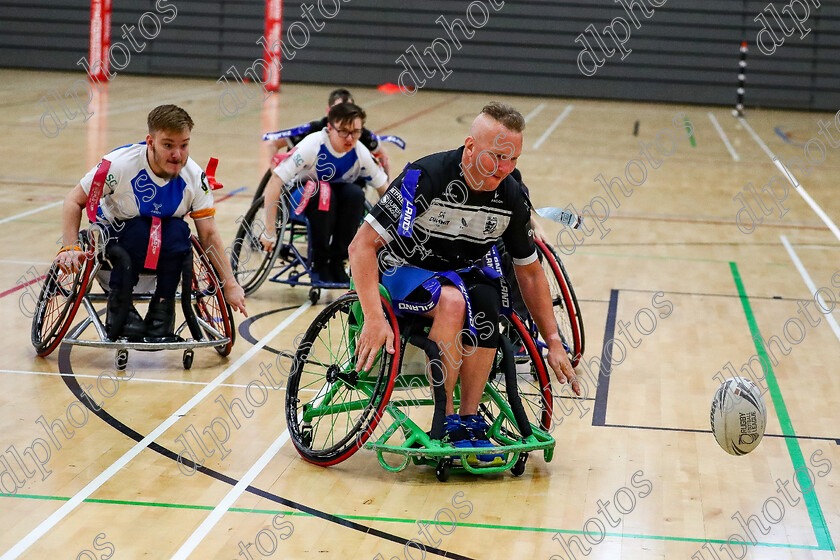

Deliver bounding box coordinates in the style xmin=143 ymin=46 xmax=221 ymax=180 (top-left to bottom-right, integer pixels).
xmin=264 ymin=0 xmax=283 ymax=92
xmin=88 ymin=0 xmax=112 ymax=83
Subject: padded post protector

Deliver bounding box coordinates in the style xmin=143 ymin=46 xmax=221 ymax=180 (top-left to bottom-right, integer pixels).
xmin=498 ymin=334 xmax=533 ymax=438
xmin=409 ymin=334 xmax=447 ymax=441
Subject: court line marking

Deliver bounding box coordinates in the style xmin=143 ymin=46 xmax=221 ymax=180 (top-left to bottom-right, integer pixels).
xmin=592 ymin=289 xmax=618 ymax=427
xmin=0 ymin=493 xmax=824 ymax=551
xmin=707 ymin=112 xmax=739 ymax=161
xmin=375 ymin=94 xmax=461 ymax=134
xmin=780 ymin=235 xmax=840 ymax=344
xmin=0 ymin=302 xmax=311 ymax=560
xmin=0 ymin=368 xmax=288 ymax=390
xmin=0 ymin=201 xmax=62 ymax=226
xmin=737 ymin=116 xmax=840 ymax=243
xmin=533 ymin=105 xmax=573 ymax=150
xmin=171 ymin=430 xmax=291 ymax=559
xmin=523 ymin=102 xmax=546 ymax=123
xmin=730 ymin=262 xmax=833 ymax=551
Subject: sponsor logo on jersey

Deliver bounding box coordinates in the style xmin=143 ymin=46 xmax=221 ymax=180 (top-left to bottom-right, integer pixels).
xmin=400 ymin=204 xmax=414 ymax=233
xmin=500 ymin=276 xmax=510 ymax=309
xmin=152 ymin=203 xmax=162 ymax=215
xmin=397 ymin=300 xmax=435 ymax=313
xmin=293 ymin=153 xmax=304 ymax=166
xmin=200 ymin=172 xmax=210 ymax=194
xmin=428 ymin=211 xmax=450 ymax=227
xmin=484 ymin=216 xmax=498 ymax=234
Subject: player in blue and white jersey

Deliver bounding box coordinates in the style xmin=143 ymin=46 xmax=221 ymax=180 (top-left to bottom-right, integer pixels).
xmin=261 ymin=102 xmax=388 ymax=284
xmin=56 ymin=105 xmax=246 ymax=341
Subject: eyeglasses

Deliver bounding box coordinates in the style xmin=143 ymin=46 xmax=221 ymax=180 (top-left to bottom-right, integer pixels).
xmin=332 ymin=127 xmax=363 ymax=139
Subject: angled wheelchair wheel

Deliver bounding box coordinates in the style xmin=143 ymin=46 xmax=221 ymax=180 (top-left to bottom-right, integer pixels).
xmin=481 ymin=313 xmax=553 ymax=438
xmin=535 ymin=239 xmax=584 ymax=367
xmin=230 ymin=195 xmax=278 ymax=296
xmin=252 ymin=168 xmax=272 ymax=202
xmin=31 ymin=253 xmax=95 ymax=357
xmin=191 ymin=237 xmax=235 ymax=356
xmin=286 ymin=292 xmax=401 ymax=466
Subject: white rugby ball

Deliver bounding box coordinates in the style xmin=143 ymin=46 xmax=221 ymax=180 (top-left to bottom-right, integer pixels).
xmin=710 ymin=377 xmax=767 ymax=456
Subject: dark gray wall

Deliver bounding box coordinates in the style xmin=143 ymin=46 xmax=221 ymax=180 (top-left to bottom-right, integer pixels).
xmin=1 ymin=0 xmax=837 ymax=111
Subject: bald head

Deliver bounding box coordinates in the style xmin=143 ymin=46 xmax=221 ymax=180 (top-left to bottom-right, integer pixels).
xmin=462 ymin=105 xmax=524 ymax=192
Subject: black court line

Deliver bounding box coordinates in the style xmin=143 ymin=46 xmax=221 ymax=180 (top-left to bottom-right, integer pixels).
xmin=238 ymin=305 xmax=302 ymax=355
xmin=57 ymin=342 xmax=475 ymax=560
xmin=618 ymin=287 xmax=834 ymax=304
xmin=592 ymin=289 xmax=619 ymax=427
xmin=601 ymin=423 xmax=840 ymax=445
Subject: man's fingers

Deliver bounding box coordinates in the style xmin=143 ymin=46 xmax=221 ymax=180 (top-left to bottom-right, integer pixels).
xmin=385 ymin=332 xmax=395 ymax=354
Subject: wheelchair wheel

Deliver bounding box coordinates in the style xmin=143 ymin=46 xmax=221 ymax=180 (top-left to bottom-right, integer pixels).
xmin=535 ymin=239 xmax=584 ymax=367
xmin=191 ymin=237 xmax=235 ymax=356
xmin=31 ymin=255 xmax=95 ymax=357
xmin=481 ymin=313 xmax=553 ymax=436
xmin=286 ymin=291 xmax=401 ymax=466
xmin=252 ymin=168 xmax=272 ymax=201
xmin=230 ymin=195 xmax=279 ymax=296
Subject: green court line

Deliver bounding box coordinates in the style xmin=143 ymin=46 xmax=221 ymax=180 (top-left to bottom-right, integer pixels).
xmin=730 ymin=261 xmax=834 ymax=551
xmin=0 ymin=492 xmax=823 ymax=551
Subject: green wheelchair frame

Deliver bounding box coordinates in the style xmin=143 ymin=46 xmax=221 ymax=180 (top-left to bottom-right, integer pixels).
xmin=284 ymin=285 xmax=556 ymax=481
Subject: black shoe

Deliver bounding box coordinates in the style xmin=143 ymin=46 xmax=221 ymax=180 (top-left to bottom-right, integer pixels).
xmin=311 ymin=261 xmax=335 ymax=285
xmin=144 ymin=297 xmax=176 ymax=339
xmin=329 ymin=260 xmax=350 ymax=284
xmin=106 ymin=292 xmax=146 ymax=340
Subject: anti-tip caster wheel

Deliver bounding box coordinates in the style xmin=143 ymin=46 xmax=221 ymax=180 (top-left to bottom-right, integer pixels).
xmin=115 ymin=349 xmax=129 ymax=372
xmin=183 ymin=349 xmax=194 ymax=370
xmin=435 ymin=458 xmax=452 ymax=482
xmin=512 ymin=452 xmax=528 ymax=477
xmin=308 ymin=288 xmax=320 ymax=304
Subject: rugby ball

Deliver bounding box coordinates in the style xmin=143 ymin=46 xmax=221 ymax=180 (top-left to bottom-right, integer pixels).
xmin=710 ymin=377 xmax=767 ymax=456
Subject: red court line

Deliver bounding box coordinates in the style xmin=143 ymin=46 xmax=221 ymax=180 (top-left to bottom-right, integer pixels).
xmin=0 ymin=273 xmax=45 ymax=299
xmin=374 ymin=94 xmax=462 ymax=134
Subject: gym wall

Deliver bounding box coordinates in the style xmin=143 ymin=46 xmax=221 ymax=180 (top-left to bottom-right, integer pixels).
xmin=0 ymin=0 xmax=837 ymax=111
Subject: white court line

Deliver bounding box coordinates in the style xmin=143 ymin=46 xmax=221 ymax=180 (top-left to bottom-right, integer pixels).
xmin=172 ymin=429 xmax=291 ymax=559
xmin=780 ymin=235 xmax=840 ymax=344
xmin=0 ymin=301 xmax=312 ymax=560
xmin=0 ymin=259 xmax=51 ymax=266
xmin=708 ymin=112 xmax=739 ymax=161
xmin=0 ymin=368 xmax=276 ymax=390
xmin=524 ymin=102 xmax=546 ymax=123
xmin=0 ymin=201 xmax=62 ymax=226
xmin=737 ymin=116 xmax=840 ymax=243
xmin=533 ymin=105 xmax=573 ymax=150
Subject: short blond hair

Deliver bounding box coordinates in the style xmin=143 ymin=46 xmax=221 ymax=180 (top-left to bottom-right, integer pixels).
xmin=147 ymin=104 xmax=194 ymax=134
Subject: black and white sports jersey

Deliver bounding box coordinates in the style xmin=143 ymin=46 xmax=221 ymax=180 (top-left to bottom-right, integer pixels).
xmin=365 ymin=147 xmax=537 ymax=272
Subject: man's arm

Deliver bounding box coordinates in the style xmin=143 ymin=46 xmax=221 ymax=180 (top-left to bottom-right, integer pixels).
xmin=348 ymin=222 xmax=394 ymax=372
xmin=260 ymin=173 xmax=285 ymax=251
xmin=55 ymin=184 xmax=89 ymax=270
xmin=194 ymin=217 xmax=247 ymax=316
xmin=514 ymin=260 xmax=580 ymax=395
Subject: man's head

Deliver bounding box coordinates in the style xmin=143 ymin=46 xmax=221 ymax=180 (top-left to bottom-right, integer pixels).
xmin=327 ymin=88 xmax=354 ymax=108
xmin=327 ymin=102 xmax=366 ymax=153
xmin=146 ymin=104 xmax=194 ymax=179
xmin=462 ymin=102 xmax=524 ymax=191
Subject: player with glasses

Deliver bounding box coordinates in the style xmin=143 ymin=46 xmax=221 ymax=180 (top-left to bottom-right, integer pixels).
xmin=260 ymin=102 xmax=388 ymax=284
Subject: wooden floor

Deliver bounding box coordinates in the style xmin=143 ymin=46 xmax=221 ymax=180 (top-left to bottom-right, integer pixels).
xmin=0 ymin=69 xmax=838 ymax=559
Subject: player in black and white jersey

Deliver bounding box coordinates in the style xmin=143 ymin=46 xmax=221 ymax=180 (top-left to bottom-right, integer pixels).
xmin=349 ymin=102 xmax=579 ymax=463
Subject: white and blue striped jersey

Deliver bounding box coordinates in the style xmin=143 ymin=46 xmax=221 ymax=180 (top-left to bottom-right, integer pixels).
xmin=79 ymin=142 xmax=215 ymax=223
xmin=272 ymin=129 xmax=388 ymax=190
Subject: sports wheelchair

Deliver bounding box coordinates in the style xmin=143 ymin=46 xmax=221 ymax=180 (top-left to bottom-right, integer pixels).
xmin=229 ymin=134 xmax=404 ymax=302
xmin=284 ymin=242 xmax=583 ymax=481
xmin=30 ymin=227 xmax=235 ymax=371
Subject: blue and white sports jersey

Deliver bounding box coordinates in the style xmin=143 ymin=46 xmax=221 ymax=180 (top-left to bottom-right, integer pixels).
xmin=79 ymin=142 xmax=215 ymax=223
xmin=272 ymin=129 xmax=388 ymax=190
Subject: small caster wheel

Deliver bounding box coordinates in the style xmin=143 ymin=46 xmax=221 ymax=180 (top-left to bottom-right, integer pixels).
xmin=308 ymin=288 xmax=320 ymax=304
xmin=183 ymin=349 xmax=194 ymax=370
xmin=115 ymin=349 xmax=129 ymax=371
xmin=511 ymin=452 xmax=528 ymax=477
xmin=435 ymin=458 xmax=451 ymax=482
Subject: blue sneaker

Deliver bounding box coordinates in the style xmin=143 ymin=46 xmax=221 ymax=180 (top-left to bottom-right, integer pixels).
xmin=442 ymin=414 xmax=475 ymax=464
xmin=461 ymin=415 xmax=504 ymax=466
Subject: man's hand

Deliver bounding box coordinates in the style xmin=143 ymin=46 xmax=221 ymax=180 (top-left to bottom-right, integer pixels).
xmin=354 ymin=315 xmax=394 ymax=372
xmin=223 ymin=282 xmax=248 ymax=316
xmin=531 ymin=216 xmax=549 ymax=244
xmin=373 ymin=146 xmax=391 ymax=178
xmin=259 ymin=232 xmax=276 ymax=253
xmin=546 ymin=337 xmax=580 ymax=396
xmin=54 ymin=249 xmax=85 ymax=275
